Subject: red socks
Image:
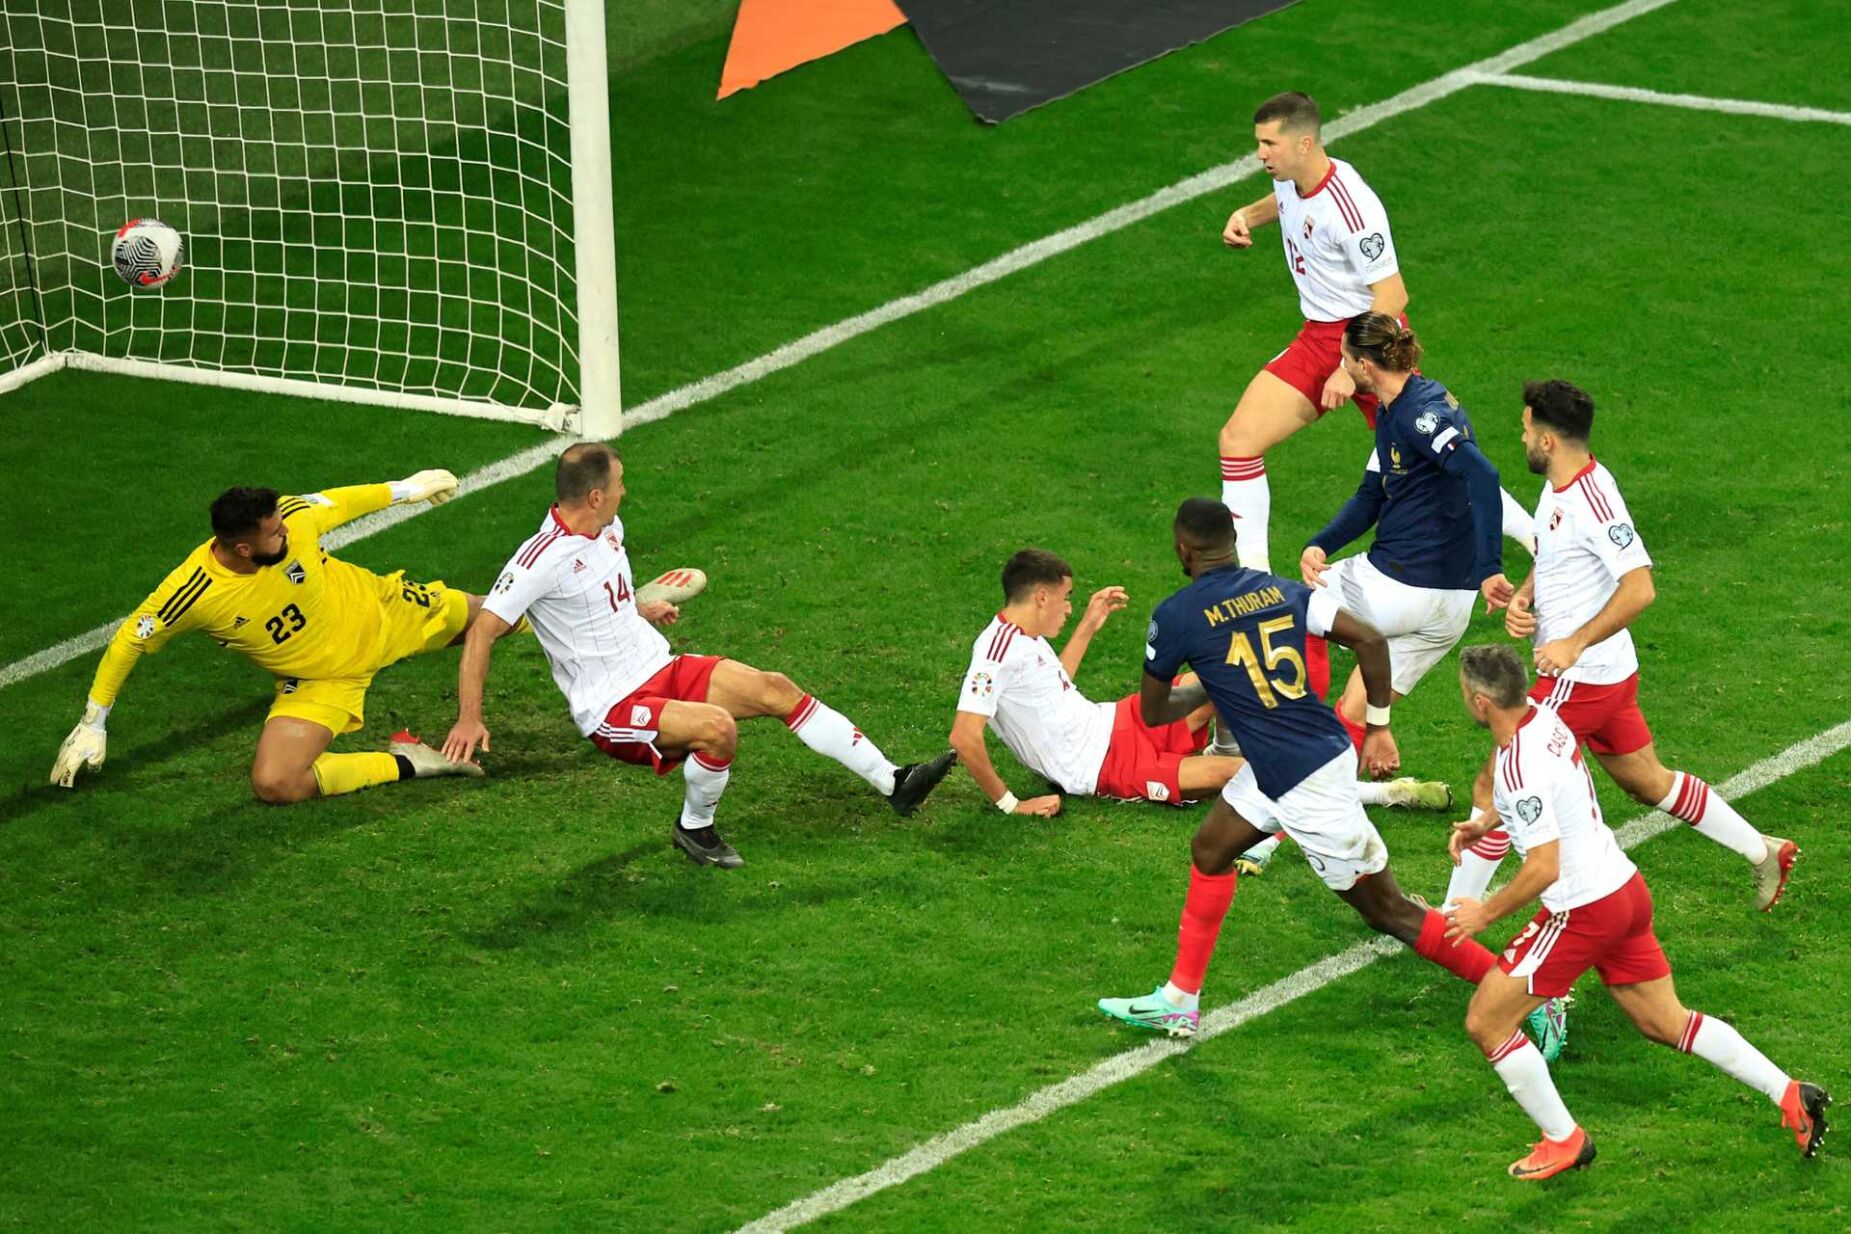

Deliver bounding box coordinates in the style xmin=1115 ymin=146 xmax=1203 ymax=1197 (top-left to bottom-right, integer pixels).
xmin=1338 ymin=708 xmax=1366 ymax=753
xmin=1168 ymin=865 xmax=1238 ymax=996
xmin=1414 ymin=908 xmax=1496 ymax=984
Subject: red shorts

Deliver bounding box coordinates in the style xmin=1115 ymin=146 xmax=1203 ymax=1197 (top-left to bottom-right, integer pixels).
xmin=1263 ymin=315 xmax=1409 ymax=429
xmin=1498 ymin=871 xmax=1671 ymax=997
xmin=1093 ymin=693 xmax=1212 ymax=804
xmin=589 ymin=654 xmax=724 ymax=774
xmin=1531 ymin=672 xmax=1653 ymax=756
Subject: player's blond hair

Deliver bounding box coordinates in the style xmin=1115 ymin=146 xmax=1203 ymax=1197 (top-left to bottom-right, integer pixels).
xmin=1343 ymin=312 xmax=1422 ymax=373
xmin=1460 ymin=644 xmax=1529 ymax=708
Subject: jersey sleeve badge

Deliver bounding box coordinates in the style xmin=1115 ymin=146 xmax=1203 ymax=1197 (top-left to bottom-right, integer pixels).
xmin=1515 ymin=795 xmax=1544 ymax=824
xmin=1608 ymin=524 xmax=1635 ymax=547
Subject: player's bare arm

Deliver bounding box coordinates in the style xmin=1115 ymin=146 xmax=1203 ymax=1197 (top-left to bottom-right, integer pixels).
xmin=1446 ymin=839 xmax=1559 ymax=942
xmin=1534 ymin=565 xmax=1654 ymax=676
xmin=947 ymin=711 xmax=1061 ymax=817
xmin=1137 ymin=671 xmax=1210 ymax=729
xmin=1319 ymin=274 xmax=1410 ymax=411
xmin=1222 ymin=193 xmax=1278 ymax=247
xmin=639 ymin=599 xmax=680 ymax=626
xmin=1057 ymin=585 xmax=1127 ymax=679
xmin=1324 ymin=606 xmax=1400 ymax=778
xmin=444 ymin=608 xmax=513 ymax=763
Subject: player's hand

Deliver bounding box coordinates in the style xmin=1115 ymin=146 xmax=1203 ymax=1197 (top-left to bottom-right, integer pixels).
xmin=639 ymin=599 xmax=680 ymax=625
xmin=1444 ymin=897 xmax=1491 ymax=943
xmin=1222 ymin=209 xmax=1253 ymax=248
xmin=1504 ymin=592 xmax=1537 ymax=639
xmin=49 ymin=705 xmax=108 ymax=788
xmin=1359 ymin=726 xmax=1400 ymax=779
xmin=1299 ymin=545 xmax=1330 ymax=587
xmin=1534 ymin=637 xmax=1582 ymax=676
xmin=441 ymin=719 xmax=490 ymax=765
xmin=1014 ymin=795 xmax=1062 ymax=817
xmin=396 ymin=468 xmax=460 ymax=506
xmin=1319 ymin=365 xmax=1355 ymax=412
xmin=1480 ymin=572 xmax=1515 ymax=612
xmin=1081 ymin=586 xmax=1128 ymax=629
xmin=1449 ymin=814 xmax=1493 ymax=866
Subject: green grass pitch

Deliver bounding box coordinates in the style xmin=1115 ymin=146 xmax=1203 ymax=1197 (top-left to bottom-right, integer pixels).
xmin=2 ymin=0 xmax=1849 ymax=1230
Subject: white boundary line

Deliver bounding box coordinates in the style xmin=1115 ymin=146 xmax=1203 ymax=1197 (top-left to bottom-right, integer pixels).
xmin=1467 ymin=70 xmax=1851 ymax=126
xmin=736 ymin=717 xmax=1851 ymax=1233
xmin=0 ymin=0 xmax=1684 ymax=696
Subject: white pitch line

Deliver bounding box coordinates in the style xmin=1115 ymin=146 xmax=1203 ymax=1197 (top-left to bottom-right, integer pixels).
xmin=736 ymin=716 xmax=1851 ymax=1234
xmin=1466 ymin=70 xmax=1851 ymax=126
xmin=0 ymin=0 xmax=1681 ymax=694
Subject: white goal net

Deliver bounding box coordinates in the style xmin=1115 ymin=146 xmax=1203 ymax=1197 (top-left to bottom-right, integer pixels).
xmin=0 ymin=0 xmax=620 ymax=435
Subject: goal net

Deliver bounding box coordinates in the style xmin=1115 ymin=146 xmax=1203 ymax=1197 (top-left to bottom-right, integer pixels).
xmin=0 ymin=0 xmax=620 ymax=435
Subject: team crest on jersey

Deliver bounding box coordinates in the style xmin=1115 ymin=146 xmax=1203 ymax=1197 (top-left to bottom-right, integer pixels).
xmin=285 ymin=560 xmax=306 ymax=585
xmin=1302 ymin=217 xmax=1314 ymax=239
xmin=968 ymin=671 xmax=994 ymax=698
xmin=1146 ymin=781 xmax=1171 ymax=803
xmin=1549 ymin=510 xmax=1565 ymax=532
xmin=1389 ymin=444 xmax=1404 ymax=471
xmin=1414 ymin=411 xmax=1439 ymax=435
xmin=604 ymin=529 xmax=621 ymax=550
xmin=1608 ymin=523 xmax=1635 ymax=548
xmin=1359 ymin=232 xmax=1386 ymax=260
xmin=1515 ymin=795 xmax=1543 ymax=824
xmin=134 ymin=615 xmax=156 ymax=640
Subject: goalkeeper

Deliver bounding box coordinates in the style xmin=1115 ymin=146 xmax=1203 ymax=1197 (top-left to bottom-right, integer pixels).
xmin=51 ymin=472 xmax=492 ymax=803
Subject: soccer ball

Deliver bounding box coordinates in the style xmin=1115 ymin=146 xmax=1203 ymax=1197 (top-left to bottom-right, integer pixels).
xmin=111 ymin=219 xmax=185 ymax=288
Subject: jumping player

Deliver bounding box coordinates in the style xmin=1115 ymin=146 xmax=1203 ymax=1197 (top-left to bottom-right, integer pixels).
xmin=441 ymin=443 xmax=956 ymax=869
xmin=1216 ymin=91 xmax=1533 ymax=572
xmin=1448 ymin=644 xmax=1829 ymax=1179
xmin=1093 ymin=499 xmax=1545 ymax=1043
xmin=1448 ymin=381 xmax=1796 ymax=912
xmin=49 ymin=472 xmax=488 ymax=803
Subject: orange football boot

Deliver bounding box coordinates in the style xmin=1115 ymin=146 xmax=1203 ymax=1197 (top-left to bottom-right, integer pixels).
xmin=1780 ymin=1081 xmax=1831 ymax=1158
xmin=1507 ymin=1126 xmax=1596 ymax=1180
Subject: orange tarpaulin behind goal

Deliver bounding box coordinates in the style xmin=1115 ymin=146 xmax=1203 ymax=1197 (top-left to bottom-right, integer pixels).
xmin=718 ymin=0 xmax=907 ymax=99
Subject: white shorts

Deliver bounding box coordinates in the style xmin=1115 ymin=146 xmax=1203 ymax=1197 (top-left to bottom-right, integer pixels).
xmin=1221 ymin=746 xmax=1388 ymax=891
xmin=1324 ymin=554 xmax=1474 ymax=696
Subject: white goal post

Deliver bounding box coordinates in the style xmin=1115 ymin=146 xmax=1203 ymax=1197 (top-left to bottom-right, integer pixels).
xmin=0 ymin=0 xmax=622 ymax=437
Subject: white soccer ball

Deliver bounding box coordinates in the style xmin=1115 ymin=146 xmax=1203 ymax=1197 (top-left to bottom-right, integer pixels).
xmin=111 ymin=218 xmax=185 ymax=288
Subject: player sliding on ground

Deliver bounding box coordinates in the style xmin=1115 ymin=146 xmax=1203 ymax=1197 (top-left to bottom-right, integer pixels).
xmin=1095 ymin=499 xmax=1561 ymax=1054
xmin=441 ymin=443 xmax=956 ymax=869
xmin=1215 ymin=90 xmax=1534 ymax=572
xmin=1448 ymin=644 xmax=1829 ymax=1180
xmin=49 ymin=473 xmax=488 ymax=802
xmin=1449 ymin=380 xmax=1797 ymax=912
xmin=950 ymin=547 xmax=1446 ymax=816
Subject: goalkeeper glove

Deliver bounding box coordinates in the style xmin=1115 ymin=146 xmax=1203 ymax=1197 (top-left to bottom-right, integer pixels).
xmin=50 ymin=701 xmax=109 ymax=788
xmin=391 ymin=469 xmax=460 ymax=506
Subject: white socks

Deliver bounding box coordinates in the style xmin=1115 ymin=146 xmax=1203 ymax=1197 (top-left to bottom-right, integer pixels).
xmin=1678 ymin=1011 xmax=1790 ymax=1103
xmin=785 ymin=694 xmax=898 ymax=796
xmin=1220 ymin=456 xmax=1271 ymax=572
xmin=1445 ymin=822 xmax=1510 ymax=909
xmin=1658 ymin=771 xmax=1767 ymax=863
xmin=1161 ymin=981 xmax=1200 ymax=1011
xmin=680 ymin=752 xmax=732 ymax=830
xmin=1488 ymin=1031 xmax=1577 ymax=1140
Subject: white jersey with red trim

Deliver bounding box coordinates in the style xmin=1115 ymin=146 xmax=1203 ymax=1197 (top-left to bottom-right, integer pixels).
xmin=1493 ymin=703 xmax=1637 ymax=912
xmin=483 ymin=508 xmax=672 ymax=736
xmin=1271 ymin=157 xmax=1399 ymax=322
xmin=956 ymin=614 xmax=1114 ymax=795
xmin=1530 ymin=458 xmax=1653 ymax=685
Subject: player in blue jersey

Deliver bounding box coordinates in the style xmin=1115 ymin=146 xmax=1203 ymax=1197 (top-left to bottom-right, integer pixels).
xmin=1096 ymin=498 xmax=1509 ymax=1038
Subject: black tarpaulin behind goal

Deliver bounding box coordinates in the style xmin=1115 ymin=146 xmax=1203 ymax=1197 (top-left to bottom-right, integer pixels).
xmin=897 ymin=0 xmax=1302 ymax=123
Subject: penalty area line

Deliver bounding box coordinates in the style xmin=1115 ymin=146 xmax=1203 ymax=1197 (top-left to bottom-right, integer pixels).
xmin=734 ymin=716 xmax=1851 ymax=1233
xmin=1464 ymin=71 xmax=1851 ymax=127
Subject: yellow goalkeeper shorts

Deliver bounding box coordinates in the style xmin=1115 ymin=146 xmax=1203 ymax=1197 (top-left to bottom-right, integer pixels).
xmin=265 ymin=577 xmax=470 ymax=735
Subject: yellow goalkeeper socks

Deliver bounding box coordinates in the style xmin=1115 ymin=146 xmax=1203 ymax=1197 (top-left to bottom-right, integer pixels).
xmin=511 ymin=615 xmax=533 ymax=636
xmin=311 ymin=751 xmax=404 ymax=797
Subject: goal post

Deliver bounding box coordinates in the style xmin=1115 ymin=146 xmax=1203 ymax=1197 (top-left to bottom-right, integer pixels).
xmin=0 ymin=0 xmax=623 ymax=438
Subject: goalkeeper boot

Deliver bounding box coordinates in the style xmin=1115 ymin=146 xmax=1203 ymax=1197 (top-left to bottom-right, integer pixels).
xmin=1380 ymin=776 xmax=1453 ymax=810
xmin=1508 ymin=1126 xmax=1596 ymax=1180
xmin=888 ymin=751 xmax=957 ymax=817
xmin=1779 ymin=1081 xmax=1831 ymax=1158
xmin=1234 ymin=834 xmax=1282 ymax=878
xmin=1096 ymin=987 xmax=1199 ymax=1038
xmin=1526 ymin=995 xmax=1572 ymax=1064
xmin=389 ymin=732 xmax=485 ymax=779
xmin=672 ymin=821 xmax=744 ymax=869
xmin=1753 ymin=836 xmax=1798 ymax=911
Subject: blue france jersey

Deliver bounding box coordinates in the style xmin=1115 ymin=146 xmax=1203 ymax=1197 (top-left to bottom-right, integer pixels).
xmin=1309 ymin=375 xmax=1502 ymax=592
xmin=1145 ymin=565 xmax=1351 ymax=798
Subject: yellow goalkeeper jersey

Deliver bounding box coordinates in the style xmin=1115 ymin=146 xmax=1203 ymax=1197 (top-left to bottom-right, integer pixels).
xmin=89 ymin=485 xmax=405 ymax=705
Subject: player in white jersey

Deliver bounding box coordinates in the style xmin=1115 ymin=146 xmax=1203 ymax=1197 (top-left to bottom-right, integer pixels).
xmin=1215 ymin=91 xmax=1533 ymax=573
xmin=1447 ymin=382 xmax=1796 ymax=913
xmin=1446 ymin=646 xmax=1828 ymax=1180
xmin=441 ymin=443 xmax=955 ymax=869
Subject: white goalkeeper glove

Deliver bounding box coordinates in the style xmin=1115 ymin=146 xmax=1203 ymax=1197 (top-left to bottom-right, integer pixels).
xmin=50 ymin=701 xmax=110 ymax=788
xmin=391 ymin=469 xmax=459 ymax=507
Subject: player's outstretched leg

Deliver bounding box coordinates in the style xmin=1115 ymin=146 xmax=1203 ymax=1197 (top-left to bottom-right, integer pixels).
xmin=1097 ymin=799 xmax=1263 ymax=1037
xmin=1466 ymin=969 xmax=1594 ymax=1180
xmin=1608 ymin=977 xmax=1831 ymax=1159
xmin=1339 ymin=863 xmax=1499 ymax=984
xmin=1599 ymin=747 xmax=1790 ymax=909
xmin=254 ymin=716 xmax=480 ymax=804
xmin=705 ymin=661 xmax=954 ymax=817
xmin=1217 ymin=371 xmax=1319 ymax=573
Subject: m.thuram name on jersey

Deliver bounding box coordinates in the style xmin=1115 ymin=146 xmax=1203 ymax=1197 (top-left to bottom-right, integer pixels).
xmin=1202 ymin=584 xmax=1287 ymax=626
